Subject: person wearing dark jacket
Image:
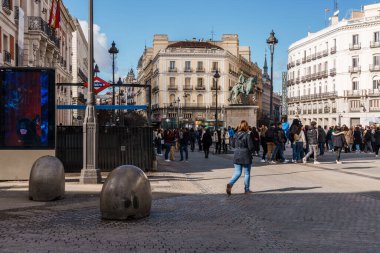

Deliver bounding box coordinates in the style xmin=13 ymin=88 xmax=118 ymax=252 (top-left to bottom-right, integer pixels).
xmin=374 ymin=127 xmax=380 ymax=158
xmin=226 ymin=120 xmax=254 ymax=195
xmin=353 ymin=127 xmax=362 ymax=152
xmin=303 ymin=121 xmax=320 ymax=164
xmin=179 ymin=128 xmax=190 ymax=161
xmin=363 ymin=127 xmax=373 ymax=153
xmin=201 ymin=129 xmax=212 ymax=158
xmin=318 ymin=125 xmax=326 ymax=156
xmin=332 ymin=126 xmax=347 ymax=164
xmin=189 ymin=128 xmax=196 ymax=152
xmin=269 ymin=123 xmax=289 ymax=164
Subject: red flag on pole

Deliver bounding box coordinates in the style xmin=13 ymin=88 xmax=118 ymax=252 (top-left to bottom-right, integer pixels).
xmin=48 ymin=0 xmax=55 ymax=26
xmin=54 ymin=0 xmax=61 ymax=29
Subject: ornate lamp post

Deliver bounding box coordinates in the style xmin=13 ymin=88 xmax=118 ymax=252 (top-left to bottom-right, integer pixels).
xmin=266 ymin=30 xmax=278 ymax=122
xmin=94 ymin=64 xmax=99 ymax=77
xmin=214 ymin=70 xmax=220 ymax=130
xmin=80 ymin=0 xmax=101 ymax=184
xmin=108 ymin=41 xmax=119 ymax=121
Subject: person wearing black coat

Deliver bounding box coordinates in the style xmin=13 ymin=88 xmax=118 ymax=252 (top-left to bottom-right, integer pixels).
xmin=353 ymin=127 xmax=362 ymax=152
xmin=226 ymin=120 xmax=254 ymax=195
xmin=179 ymin=128 xmax=190 ymax=161
xmin=374 ymin=127 xmax=380 ymax=158
xmin=201 ymin=129 xmax=212 ymax=158
xmin=332 ymin=126 xmax=347 ymax=164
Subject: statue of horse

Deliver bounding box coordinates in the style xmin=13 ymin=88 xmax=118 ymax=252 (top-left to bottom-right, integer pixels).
xmin=228 ymin=75 xmax=258 ymax=104
xmin=243 ymin=76 xmax=257 ymax=96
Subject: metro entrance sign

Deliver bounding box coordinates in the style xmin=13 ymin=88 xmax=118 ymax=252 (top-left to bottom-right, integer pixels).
xmin=83 ymin=76 xmax=110 ymax=94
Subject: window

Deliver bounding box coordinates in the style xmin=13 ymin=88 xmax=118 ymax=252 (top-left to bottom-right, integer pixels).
xmin=352 ymin=78 xmax=359 ymax=90
xmin=197 ymin=94 xmax=203 ymax=105
xmin=185 ymin=77 xmax=191 ymax=87
xmin=324 ymin=82 xmax=328 ymax=92
xmin=169 ymin=77 xmax=175 ymax=86
xmin=212 ymin=62 xmax=218 ymax=71
xmin=373 ymin=76 xmax=380 ymax=89
xmin=169 ymin=94 xmax=175 ymax=103
xmin=197 ymin=61 xmax=203 ymax=70
xmin=197 ymin=78 xmax=203 ymax=86
xmin=370 ymin=99 xmax=380 ymax=108
xmin=353 ymin=34 xmax=359 ymax=45
xmin=352 ymin=57 xmax=359 ymax=67
xmin=375 ymin=32 xmax=380 ymax=43
xmin=185 ymin=61 xmax=191 ymax=70
xmin=374 ymin=55 xmax=380 ymax=66
xmin=319 ymin=83 xmax=322 ymax=94
xmin=169 ymin=61 xmax=175 ymax=70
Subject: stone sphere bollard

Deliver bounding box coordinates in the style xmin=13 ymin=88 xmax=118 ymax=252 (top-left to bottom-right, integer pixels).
xmin=29 ymin=156 xmax=65 ymax=201
xmin=100 ymin=165 xmax=152 ymax=220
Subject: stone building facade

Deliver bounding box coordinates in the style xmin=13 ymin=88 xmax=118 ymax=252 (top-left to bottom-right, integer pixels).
xmin=136 ymin=34 xmax=263 ymax=128
xmin=287 ymin=3 xmax=380 ymax=127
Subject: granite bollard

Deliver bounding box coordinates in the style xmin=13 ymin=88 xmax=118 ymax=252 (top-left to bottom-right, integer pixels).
xmin=29 ymin=156 xmax=65 ymax=201
xmin=100 ymin=165 xmax=152 ymax=220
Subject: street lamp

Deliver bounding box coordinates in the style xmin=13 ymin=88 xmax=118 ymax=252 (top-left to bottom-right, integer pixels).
xmin=266 ymin=30 xmax=278 ymax=122
xmin=214 ymin=70 xmax=220 ymax=130
xmin=94 ymin=64 xmax=99 ymax=77
xmin=108 ymin=41 xmax=119 ymax=107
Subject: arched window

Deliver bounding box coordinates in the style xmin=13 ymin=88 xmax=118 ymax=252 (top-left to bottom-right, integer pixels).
xmin=352 ymin=78 xmax=359 ymax=90
xmin=197 ymin=94 xmax=203 ymax=105
xmin=169 ymin=94 xmax=175 ymax=103
xmin=373 ymin=76 xmax=380 ymax=89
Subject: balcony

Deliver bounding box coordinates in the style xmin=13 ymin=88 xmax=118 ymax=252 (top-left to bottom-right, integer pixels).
xmin=317 ymin=52 xmax=322 ymax=59
xmin=369 ymin=64 xmax=380 ymax=72
xmin=167 ymin=85 xmax=178 ymax=91
xmin=184 ymin=68 xmax=193 ymax=73
xmin=318 ymin=108 xmax=323 ymax=114
xmin=196 ymin=67 xmax=205 ymax=73
xmin=3 ymin=50 xmax=11 ymax=64
xmin=370 ymin=41 xmax=380 ymax=48
xmin=302 ymin=57 xmax=306 ymax=64
xmin=322 ymin=49 xmax=328 ymax=57
xmin=330 ymin=68 xmax=336 ymax=76
xmin=183 ymin=85 xmax=193 ymax=91
xmin=344 ymin=89 xmax=366 ymax=97
xmin=330 ymin=47 xmax=336 ymax=54
xmin=301 ymin=76 xmax=306 ymax=83
xmin=308 ymin=109 xmax=312 ymax=114
xmin=295 ymin=77 xmax=300 ymax=84
xmin=349 ymin=43 xmax=361 ymax=50
xmin=324 ymin=107 xmax=330 ymax=113
xmin=287 ymin=79 xmax=294 ymax=86
xmin=168 ymin=67 xmax=177 ymax=72
xmin=211 ymin=85 xmax=221 ymax=90
xmin=195 ymin=85 xmax=206 ymax=90
xmin=313 ymin=109 xmax=317 ymax=114
xmin=350 ymin=107 xmax=360 ymax=112
xmin=306 ymin=56 xmax=311 ymax=62
xmin=332 ymin=108 xmax=337 ymax=113
xmin=316 ymin=72 xmax=322 ymax=79
xmin=369 ymin=106 xmax=380 ymax=112
xmin=28 ymin=16 xmax=60 ymax=48
xmin=311 ymin=73 xmax=317 ymax=80
xmin=306 ymin=74 xmax=311 ymax=82
xmin=321 ymin=70 xmax=328 ymax=78
xmin=368 ymin=89 xmax=380 ymax=97
xmin=2 ymin=0 xmax=11 ymax=14
xmin=153 ymin=68 xmax=159 ymax=76
xmin=349 ymin=66 xmax=361 ymax=74
xmin=311 ymin=54 xmax=316 ymax=61
xmin=296 ymin=59 xmax=301 ymax=66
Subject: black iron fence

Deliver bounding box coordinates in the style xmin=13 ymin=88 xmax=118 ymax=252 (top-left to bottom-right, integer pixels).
xmin=56 ymin=126 xmax=154 ymax=172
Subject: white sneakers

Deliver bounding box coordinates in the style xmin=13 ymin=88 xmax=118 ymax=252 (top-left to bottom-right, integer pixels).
xmin=283 ymin=159 xmax=290 ymax=164
xmin=313 ymin=161 xmax=320 ymax=165
xmin=260 ymin=159 xmax=266 ymax=163
xmin=302 ymin=158 xmax=307 ymax=164
xmin=336 ymin=160 xmax=342 ymax=164
xmin=165 ymin=160 xmax=170 ymax=162
xmin=269 ymin=161 xmax=276 ymax=164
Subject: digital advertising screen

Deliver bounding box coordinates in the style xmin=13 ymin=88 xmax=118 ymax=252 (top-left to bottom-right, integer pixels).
xmin=0 ymin=68 xmax=55 ymax=149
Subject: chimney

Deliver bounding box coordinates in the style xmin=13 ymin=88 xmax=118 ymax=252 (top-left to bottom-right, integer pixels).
xmin=331 ymin=15 xmax=339 ymax=26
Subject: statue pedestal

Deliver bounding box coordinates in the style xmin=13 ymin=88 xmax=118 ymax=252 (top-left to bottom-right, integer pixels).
xmin=225 ymin=105 xmax=259 ymax=128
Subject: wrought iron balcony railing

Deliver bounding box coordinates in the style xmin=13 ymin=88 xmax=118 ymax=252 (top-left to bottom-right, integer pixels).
xmin=370 ymin=41 xmax=380 ymax=48
xmin=2 ymin=0 xmax=11 ymax=14
xmin=349 ymin=66 xmax=361 ymax=74
xmin=369 ymin=64 xmax=380 ymax=72
xmin=349 ymin=43 xmax=361 ymax=50
xmin=330 ymin=47 xmax=336 ymax=54
xmin=28 ymin=16 xmax=60 ymax=48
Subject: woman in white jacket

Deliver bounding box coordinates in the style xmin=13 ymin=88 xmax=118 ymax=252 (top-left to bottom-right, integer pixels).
xmin=294 ymin=125 xmax=306 ymax=163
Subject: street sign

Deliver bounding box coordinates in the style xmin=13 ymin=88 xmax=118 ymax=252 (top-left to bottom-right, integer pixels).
xmin=83 ymin=76 xmax=111 ymax=94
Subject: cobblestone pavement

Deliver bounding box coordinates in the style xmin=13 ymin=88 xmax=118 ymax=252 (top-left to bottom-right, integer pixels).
xmin=0 ymin=148 xmax=379 ymax=252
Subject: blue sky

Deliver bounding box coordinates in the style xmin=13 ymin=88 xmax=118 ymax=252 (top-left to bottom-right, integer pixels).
xmin=63 ymin=0 xmax=378 ymax=92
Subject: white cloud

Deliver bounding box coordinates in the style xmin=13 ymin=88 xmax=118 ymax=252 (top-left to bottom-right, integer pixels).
xmin=79 ymin=20 xmax=112 ymax=77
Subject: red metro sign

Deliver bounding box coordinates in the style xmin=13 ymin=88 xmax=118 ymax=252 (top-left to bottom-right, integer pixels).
xmin=83 ymin=77 xmax=111 ymax=94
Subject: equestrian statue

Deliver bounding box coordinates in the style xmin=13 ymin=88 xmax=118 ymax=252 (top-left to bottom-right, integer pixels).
xmin=228 ymin=73 xmax=258 ymax=104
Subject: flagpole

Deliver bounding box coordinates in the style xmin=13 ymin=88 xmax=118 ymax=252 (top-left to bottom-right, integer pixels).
xmin=80 ymin=0 xmax=101 ymax=184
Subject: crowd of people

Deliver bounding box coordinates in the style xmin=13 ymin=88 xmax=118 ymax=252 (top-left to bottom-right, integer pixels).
xmin=153 ymin=120 xmax=380 ymax=164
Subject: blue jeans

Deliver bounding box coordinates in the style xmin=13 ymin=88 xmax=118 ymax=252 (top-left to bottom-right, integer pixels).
xmin=319 ymin=142 xmax=325 ymax=155
xmin=271 ymin=143 xmax=285 ymax=161
xmin=292 ymin=143 xmax=297 ymax=161
xmin=229 ymin=164 xmax=251 ymax=192
xmin=295 ymin=141 xmax=303 ymax=161
xmin=164 ymin=144 xmax=171 ymax=160
xmin=355 ymin=144 xmax=361 ymax=152
xmin=180 ymin=144 xmax=188 ymax=160
xmin=328 ymin=140 xmax=333 ymax=150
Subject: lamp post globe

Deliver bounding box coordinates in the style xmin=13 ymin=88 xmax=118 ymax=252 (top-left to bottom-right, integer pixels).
xmin=213 ymin=70 xmax=220 ymax=130
xmin=266 ymin=30 xmax=278 ymax=123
